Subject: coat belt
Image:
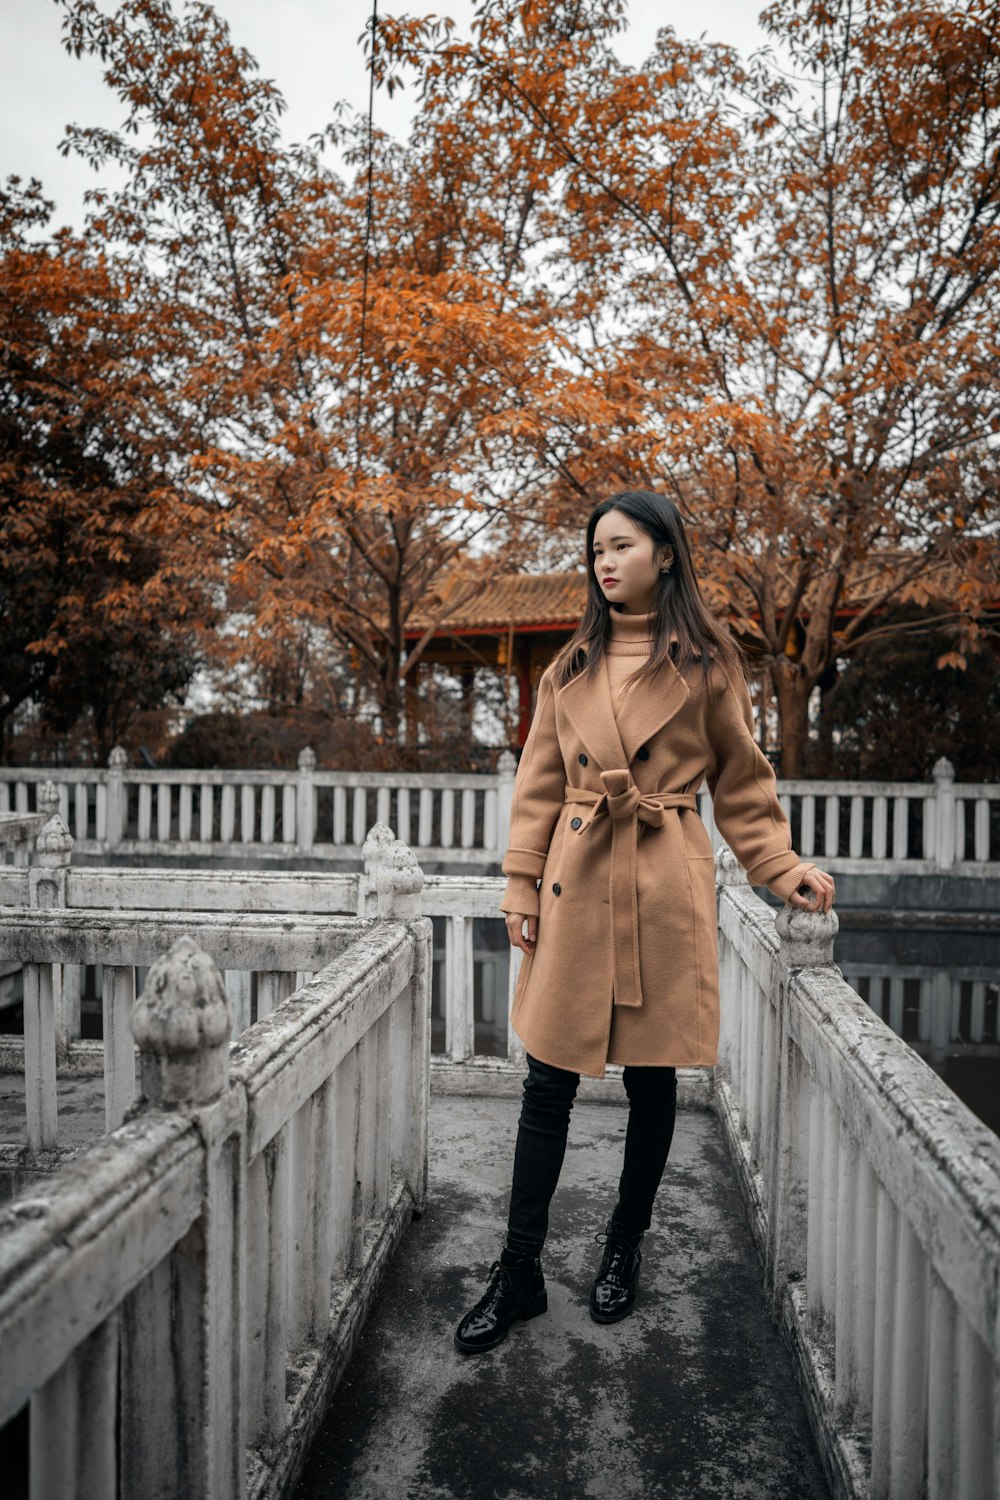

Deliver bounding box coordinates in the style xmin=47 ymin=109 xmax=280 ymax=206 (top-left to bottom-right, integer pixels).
xmin=564 ymin=773 xmax=699 ymax=1010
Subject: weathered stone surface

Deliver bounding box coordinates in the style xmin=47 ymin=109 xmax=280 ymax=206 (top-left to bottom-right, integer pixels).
xmin=775 ymin=903 xmax=840 ymax=970
xmin=293 ymin=1095 xmax=832 ymax=1500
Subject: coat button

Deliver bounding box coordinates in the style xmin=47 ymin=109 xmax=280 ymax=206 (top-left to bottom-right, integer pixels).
xmin=552 ymin=882 xmax=561 ymax=895
xmin=637 ymin=746 xmax=650 ymax=761
xmin=570 ymin=817 xmax=582 ymax=830
xmin=578 ymin=753 xmax=588 ymax=765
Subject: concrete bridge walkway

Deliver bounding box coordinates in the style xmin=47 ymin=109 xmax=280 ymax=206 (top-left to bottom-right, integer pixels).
xmin=294 ymin=1093 xmax=832 ymax=1500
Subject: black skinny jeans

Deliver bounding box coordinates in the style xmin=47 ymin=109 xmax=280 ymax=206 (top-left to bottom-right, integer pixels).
xmin=505 ymin=1052 xmax=678 ymax=1254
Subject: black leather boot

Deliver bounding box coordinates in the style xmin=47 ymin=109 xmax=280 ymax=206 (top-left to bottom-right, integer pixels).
xmin=454 ymin=1248 xmax=547 ymax=1354
xmin=589 ymin=1218 xmax=643 ymax=1323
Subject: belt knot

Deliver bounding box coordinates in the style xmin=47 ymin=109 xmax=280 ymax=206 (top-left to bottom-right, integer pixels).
xmin=601 ymin=769 xmax=666 ymax=827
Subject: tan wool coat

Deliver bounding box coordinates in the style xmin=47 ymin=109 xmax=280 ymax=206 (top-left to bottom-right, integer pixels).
xmin=497 ymin=645 xmax=815 ymax=1078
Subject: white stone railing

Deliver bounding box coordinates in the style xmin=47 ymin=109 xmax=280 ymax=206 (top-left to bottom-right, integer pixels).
xmin=3 ymin=806 xmax=994 ymax=1127
xmin=2 ymin=752 xmax=997 ymax=872
xmin=0 ymin=749 xmax=518 ymax=867
xmin=713 ymin=847 xmax=1000 ymax=1500
xmin=776 ymin=756 xmax=1000 ymax=872
xmin=0 ymin=811 xmax=47 ymax=866
xmin=0 ymin=837 xmax=432 ymax=1499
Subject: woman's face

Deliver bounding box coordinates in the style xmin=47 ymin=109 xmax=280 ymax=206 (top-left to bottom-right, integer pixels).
xmin=592 ymin=510 xmax=672 ymax=615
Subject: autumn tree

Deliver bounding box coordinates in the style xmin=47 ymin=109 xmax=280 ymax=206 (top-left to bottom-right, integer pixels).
xmin=0 ymin=178 xmax=202 ymax=762
xmin=379 ymin=0 xmax=1000 ymax=772
xmin=56 ymin=0 xmax=574 ymax=750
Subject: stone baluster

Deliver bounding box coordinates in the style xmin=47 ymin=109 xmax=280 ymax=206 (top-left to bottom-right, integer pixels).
xmin=495 ymin=749 xmax=517 ymax=864
xmin=296 ymin=746 xmax=316 ymax=857
xmin=106 ymin=746 xmax=128 ymax=851
xmin=124 ymin=936 xmax=243 ymax=1499
xmin=932 ymin=756 xmax=956 ymax=870
xmin=21 ymin=813 xmax=75 ymax=1147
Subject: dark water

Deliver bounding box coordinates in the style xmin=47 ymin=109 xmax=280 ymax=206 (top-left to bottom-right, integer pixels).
xmin=833 ymin=917 xmax=1000 ymax=1138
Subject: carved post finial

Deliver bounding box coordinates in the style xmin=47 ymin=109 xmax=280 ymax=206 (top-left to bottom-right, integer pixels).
xmin=775 ymin=904 xmax=839 ymax=972
xmin=132 ymin=936 xmax=232 ymax=1107
xmin=375 ymin=835 xmax=426 ymax=919
xmin=34 ymin=814 xmax=73 ymax=867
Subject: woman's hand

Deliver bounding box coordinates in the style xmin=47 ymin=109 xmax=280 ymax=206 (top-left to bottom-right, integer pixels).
xmin=787 ymin=866 xmax=836 ymax=913
xmin=505 ymin=911 xmax=537 ymax=955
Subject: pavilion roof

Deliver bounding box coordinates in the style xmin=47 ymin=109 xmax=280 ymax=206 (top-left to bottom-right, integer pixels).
xmin=394 ymin=544 xmax=997 ymax=638
xmin=403 ymin=571 xmax=588 ymax=634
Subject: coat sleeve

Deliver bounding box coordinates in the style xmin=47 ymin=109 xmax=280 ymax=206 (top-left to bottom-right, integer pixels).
xmin=497 ymin=666 xmax=566 ymax=917
xmin=705 ymin=663 xmax=817 ymax=902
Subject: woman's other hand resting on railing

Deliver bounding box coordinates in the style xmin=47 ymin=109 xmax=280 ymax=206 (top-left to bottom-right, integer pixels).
xmin=787 ymin=866 xmax=836 ymax=913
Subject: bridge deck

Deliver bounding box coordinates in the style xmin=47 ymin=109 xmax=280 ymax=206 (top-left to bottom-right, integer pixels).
xmin=294 ymin=1093 xmax=831 ymax=1500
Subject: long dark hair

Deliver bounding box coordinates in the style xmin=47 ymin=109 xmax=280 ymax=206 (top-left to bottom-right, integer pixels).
xmin=550 ymin=490 xmax=747 ymax=692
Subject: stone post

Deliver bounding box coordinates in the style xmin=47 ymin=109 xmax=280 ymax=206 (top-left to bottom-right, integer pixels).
xmin=296 ymin=746 xmax=316 ymax=858
xmin=28 ymin=812 xmax=76 ymax=1068
xmin=28 ymin=813 xmax=73 ymax=913
xmin=106 ymin=746 xmax=128 ymax=851
xmin=495 ymin=749 xmax=517 ymax=865
xmin=369 ymin=831 xmax=431 ymax=1214
xmin=124 ymin=936 xmax=244 ymax=1499
xmin=932 ymin=756 xmax=956 ymax=871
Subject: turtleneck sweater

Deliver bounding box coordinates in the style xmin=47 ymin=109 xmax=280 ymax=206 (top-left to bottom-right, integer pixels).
xmin=605 ymin=606 xmax=657 ymax=701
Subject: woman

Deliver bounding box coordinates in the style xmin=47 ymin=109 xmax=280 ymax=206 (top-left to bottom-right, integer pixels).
xmin=454 ymin=489 xmax=836 ymax=1354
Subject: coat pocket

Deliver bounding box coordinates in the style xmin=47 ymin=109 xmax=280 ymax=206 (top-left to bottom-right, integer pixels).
xmin=679 ymin=805 xmax=714 ymax=861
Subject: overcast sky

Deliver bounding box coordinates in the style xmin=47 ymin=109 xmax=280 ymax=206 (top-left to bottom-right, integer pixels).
xmin=1 ymin=0 xmax=780 ymax=231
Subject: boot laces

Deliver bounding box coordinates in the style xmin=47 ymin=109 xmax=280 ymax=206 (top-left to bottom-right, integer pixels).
xmin=594 ymin=1227 xmax=642 ymax=1284
xmin=476 ymin=1257 xmax=533 ymax=1314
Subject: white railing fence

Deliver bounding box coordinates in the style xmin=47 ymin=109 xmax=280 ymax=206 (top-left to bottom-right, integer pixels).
xmin=713 ymin=846 xmax=1000 ymax=1500
xmin=0 ymin=811 xmax=47 ymax=866
xmin=0 ymin=834 xmax=432 ymax=1500
xmin=2 ymin=754 xmax=997 ymax=872
xmin=3 ymin=800 xmax=996 ymax=1133
xmin=0 ymin=752 xmax=517 ymax=868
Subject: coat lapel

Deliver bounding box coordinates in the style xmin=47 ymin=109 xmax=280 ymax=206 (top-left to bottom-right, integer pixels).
xmin=615 ymin=653 xmax=691 ymax=766
xmin=558 ymin=650 xmax=691 ymax=771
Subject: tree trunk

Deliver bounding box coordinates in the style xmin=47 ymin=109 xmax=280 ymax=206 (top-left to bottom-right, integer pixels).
xmin=769 ymin=660 xmax=816 ymax=778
